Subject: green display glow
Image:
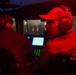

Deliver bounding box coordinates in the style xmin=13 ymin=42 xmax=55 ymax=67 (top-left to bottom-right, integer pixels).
xmin=34 ymin=49 xmax=40 ymax=56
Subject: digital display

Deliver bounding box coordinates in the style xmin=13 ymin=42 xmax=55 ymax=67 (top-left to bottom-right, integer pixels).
xmin=27 ymin=36 xmax=30 ymax=39
xmin=34 ymin=49 xmax=41 ymax=56
xmin=32 ymin=37 xmax=44 ymax=46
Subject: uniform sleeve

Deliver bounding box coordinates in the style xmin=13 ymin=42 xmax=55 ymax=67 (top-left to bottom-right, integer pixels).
xmin=40 ymin=44 xmax=50 ymax=72
xmin=23 ymin=37 xmax=37 ymax=75
xmin=26 ymin=38 xmax=36 ymax=62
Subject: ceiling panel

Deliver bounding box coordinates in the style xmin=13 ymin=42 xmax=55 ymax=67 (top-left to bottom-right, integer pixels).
xmin=10 ymin=0 xmax=56 ymax=6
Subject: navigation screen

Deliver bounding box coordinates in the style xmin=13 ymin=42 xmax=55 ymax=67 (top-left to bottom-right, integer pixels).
xmin=32 ymin=37 xmax=44 ymax=46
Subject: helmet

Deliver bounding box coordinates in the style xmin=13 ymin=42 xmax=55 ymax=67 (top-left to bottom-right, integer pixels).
xmin=39 ymin=5 xmax=72 ymax=34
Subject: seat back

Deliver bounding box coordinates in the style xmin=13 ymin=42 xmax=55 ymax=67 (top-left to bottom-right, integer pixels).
xmin=46 ymin=53 xmax=71 ymax=75
xmin=0 ymin=47 xmax=20 ymax=75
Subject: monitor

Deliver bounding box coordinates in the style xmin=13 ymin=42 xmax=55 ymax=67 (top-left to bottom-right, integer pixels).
xmin=32 ymin=37 xmax=44 ymax=46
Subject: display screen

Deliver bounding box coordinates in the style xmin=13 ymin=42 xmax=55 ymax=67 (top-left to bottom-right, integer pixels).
xmin=27 ymin=36 xmax=30 ymax=39
xmin=32 ymin=37 xmax=44 ymax=46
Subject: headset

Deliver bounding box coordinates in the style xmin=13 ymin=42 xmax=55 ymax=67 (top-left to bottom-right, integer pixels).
xmin=0 ymin=15 xmax=6 ymax=28
xmin=58 ymin=5 xmax=72 ymax=34
xmin=0 ymin=13 xmax=13 ymax=28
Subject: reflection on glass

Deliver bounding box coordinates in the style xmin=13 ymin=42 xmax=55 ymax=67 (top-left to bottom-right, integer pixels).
xmin=72 ymin=16 xmax=76 ymax=30
xmin=23 ymin=20 xmax=46 ymax=35
xmin=12 ymin=18 xmax=16 ymax=31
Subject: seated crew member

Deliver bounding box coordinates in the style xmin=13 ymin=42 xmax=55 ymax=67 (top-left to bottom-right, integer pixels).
xmin=39 ymin=5 xmax=76 ymax=75
xmin=0 ymin=13 xmax=36 ymax=75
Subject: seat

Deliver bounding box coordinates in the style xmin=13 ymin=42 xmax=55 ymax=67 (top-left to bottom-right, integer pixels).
xmin=45 ymin=53 xmax=71 ymax=75
xmin=0 ymin=47 xmax=20 ymax=75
